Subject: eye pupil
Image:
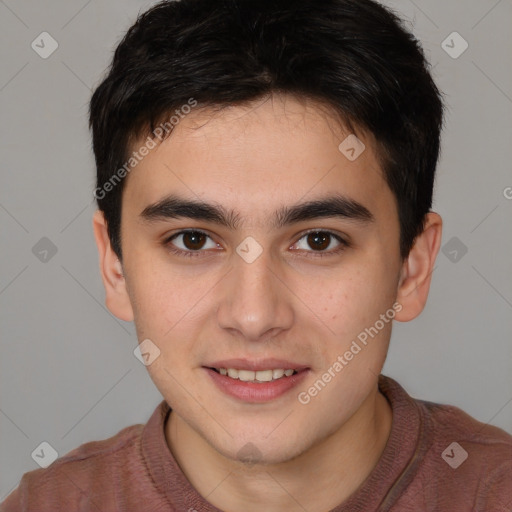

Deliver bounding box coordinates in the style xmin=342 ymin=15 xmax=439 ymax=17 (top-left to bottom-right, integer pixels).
xmin=307 ymin=232 xmax=330 ymax=251
xmin=183 ymin=231 xmax=206 ymax=250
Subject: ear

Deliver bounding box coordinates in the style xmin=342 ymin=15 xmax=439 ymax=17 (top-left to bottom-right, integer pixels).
xmin=395 ymin=212 xmax=442 ymax=322
xmin=92 ymin=210 xmax=134 ymax=322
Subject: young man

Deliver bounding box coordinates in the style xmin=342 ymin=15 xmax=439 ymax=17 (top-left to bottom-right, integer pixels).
xmin=2 ymin=0 xmax=511 ymax=510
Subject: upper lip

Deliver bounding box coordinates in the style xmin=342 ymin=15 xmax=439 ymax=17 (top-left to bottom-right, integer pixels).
xmin=205 ymin=358 xmax=310 ymax=372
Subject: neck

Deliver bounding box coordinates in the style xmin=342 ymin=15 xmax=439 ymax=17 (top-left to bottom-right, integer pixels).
xmin=165 ymin=385 xmax=393 ymax=512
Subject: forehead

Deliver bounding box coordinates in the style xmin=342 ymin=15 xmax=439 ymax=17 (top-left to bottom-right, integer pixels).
xmin=122 ymin=94 xmax=395 ymax=225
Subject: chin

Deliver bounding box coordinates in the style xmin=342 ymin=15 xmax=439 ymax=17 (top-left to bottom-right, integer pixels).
xmin=212 ymin=432 xmax=309 ymax=467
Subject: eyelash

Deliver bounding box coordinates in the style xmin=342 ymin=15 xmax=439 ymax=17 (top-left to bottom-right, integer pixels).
xmin=163 ymin=229 xmax=349 ymax=259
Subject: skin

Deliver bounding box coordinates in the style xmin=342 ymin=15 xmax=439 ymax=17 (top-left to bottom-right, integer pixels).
xmin=93 ymin=93 xmax=442 ymax=512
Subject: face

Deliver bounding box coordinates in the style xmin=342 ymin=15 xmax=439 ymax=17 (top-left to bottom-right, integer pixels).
xmin=109 ymin=95 xmax=406 ymax=464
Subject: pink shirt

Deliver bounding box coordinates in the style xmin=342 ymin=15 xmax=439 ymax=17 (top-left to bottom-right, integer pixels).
xmin=2 ymin=375 xmax=511 ymax=511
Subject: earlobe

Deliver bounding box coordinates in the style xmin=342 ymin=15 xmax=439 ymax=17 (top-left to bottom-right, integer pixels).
xmin=395 ymin=212 xmax=442 ymax=322
xmin=92 ymin=210 xmax=134 ymax=322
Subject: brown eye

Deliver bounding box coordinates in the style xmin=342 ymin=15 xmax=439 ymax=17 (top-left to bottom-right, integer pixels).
xmin=292 ymin=230 xmax=348 ymax=258
xmin=166 ymin=230 xmax=218 ymax=255
xmin=306 ymin=232 xmax=331 ymax=251
xmin=181 ymin=231 xmax=207 ymax=250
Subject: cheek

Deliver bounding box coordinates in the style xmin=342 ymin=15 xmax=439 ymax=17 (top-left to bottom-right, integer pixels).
xmin=315 ymin=262 xmax=397 ymax=343
xmin=125 ymin=257 xmax=222 ymax=355
xmin=124 ymin=262 xmax=181 ymax=339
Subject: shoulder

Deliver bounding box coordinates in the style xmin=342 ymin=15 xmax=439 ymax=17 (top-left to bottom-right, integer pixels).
xmin=381 ymin=376 xmax=512 ymax=509
xmin=57 ymin=422 xmax=144 ymax=466
xmin=382 ymin=375 xmax=512 ymax=463
xmin=1 ymin=423 xmax=145 ymax=512
xmin=419 ymin=398 xmax=512 ymax=462
xmin=415 ymin=397 xmax=512 ymax=508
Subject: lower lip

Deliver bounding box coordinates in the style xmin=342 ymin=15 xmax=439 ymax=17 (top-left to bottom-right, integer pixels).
xmin=204 ymin=367 xmax=310 ymax=403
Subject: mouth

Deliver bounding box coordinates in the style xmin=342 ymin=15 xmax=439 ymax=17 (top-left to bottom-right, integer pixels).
xmin=203 ymin=359 xmax=310 ymax=403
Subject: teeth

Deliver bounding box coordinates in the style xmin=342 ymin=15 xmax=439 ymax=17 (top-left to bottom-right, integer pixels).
xmin=255 ymin=370 xmax=273 ymax=382
xmin=227 ymin=368 xmax=238 ymax=379
xmin=238 ymin=370 xmax=256 ymax=381
xmin=215 ymin=368 xmax=297 ymax=382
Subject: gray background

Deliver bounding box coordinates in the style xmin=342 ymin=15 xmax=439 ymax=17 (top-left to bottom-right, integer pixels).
xmin=1 ymin=0 xmax=511 ymax=500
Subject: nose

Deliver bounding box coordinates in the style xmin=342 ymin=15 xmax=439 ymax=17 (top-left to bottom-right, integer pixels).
xmin=216 ymin=247 xmax=294 ymax=342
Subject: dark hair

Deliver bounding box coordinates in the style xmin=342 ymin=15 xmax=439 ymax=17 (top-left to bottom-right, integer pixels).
xmin=89 ymin=0 xmax=444 ymax=260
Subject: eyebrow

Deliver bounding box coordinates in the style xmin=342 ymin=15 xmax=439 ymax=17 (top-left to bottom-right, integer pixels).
xmin=139 ymin=193 xmax=374 ymax=229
